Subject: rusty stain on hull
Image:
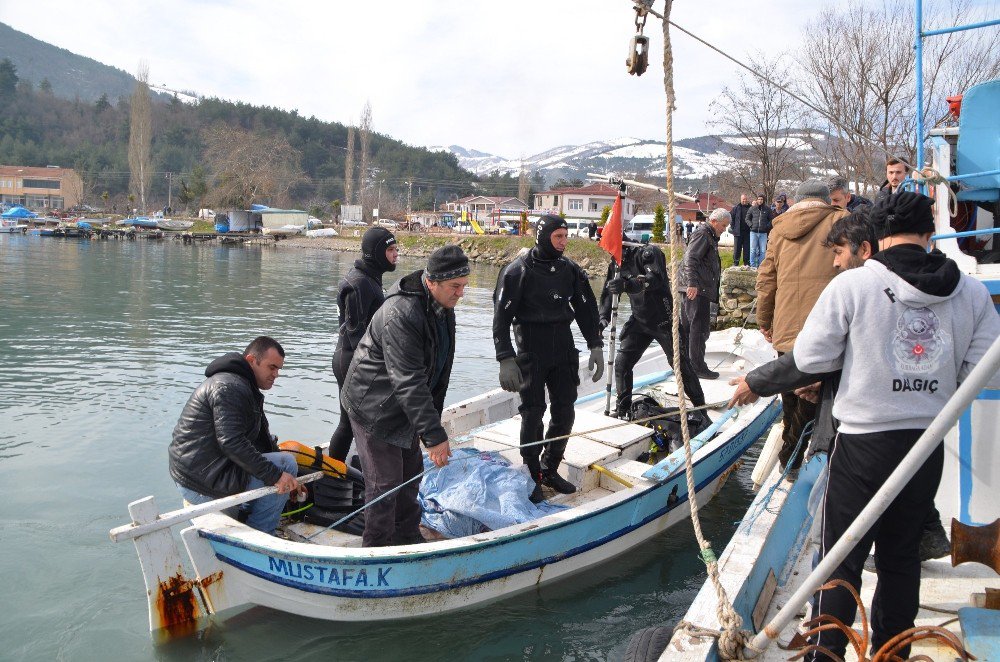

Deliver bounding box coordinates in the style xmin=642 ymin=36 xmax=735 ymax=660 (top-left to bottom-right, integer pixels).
xmin=154 ymin=573 xmax=202 ymax=634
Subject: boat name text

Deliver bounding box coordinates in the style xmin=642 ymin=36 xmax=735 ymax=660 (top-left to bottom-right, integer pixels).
xmin=267 ymin=557 xmax=392 ymax=587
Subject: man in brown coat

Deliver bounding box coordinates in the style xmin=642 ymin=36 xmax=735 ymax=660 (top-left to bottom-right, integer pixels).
xmin=756 ymin=179 xmax=848 ymax=471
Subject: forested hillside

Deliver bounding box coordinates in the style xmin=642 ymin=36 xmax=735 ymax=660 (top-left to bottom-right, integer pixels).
xmin=0 ymin=57 xmax=484 ymax=215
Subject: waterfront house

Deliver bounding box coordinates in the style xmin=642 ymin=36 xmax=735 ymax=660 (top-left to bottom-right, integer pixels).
xmin=0 ymin=165 xmax=83 ymax=211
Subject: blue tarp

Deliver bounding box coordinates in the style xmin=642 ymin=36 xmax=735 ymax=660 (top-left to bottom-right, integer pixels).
xmin=418 ymin=447 xmax=566 ymax=538
xmin=249 ymin=204 xmax=270 ymax=211
xmin=1 ymin=206 xmax=36 ymax=219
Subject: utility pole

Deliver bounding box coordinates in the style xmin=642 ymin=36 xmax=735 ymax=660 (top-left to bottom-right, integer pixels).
xmin=165 ymin=172 xmax=173 ymax=211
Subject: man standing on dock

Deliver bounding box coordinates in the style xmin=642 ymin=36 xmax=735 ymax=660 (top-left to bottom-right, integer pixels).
xmin=342 ymin=245 xmax=468 ymax=547
xmin=681 ymin=209 xmax=728 ymax=380
xmin=494 ymin=215 xmax=604 ymax=503
xmin=169 ymin=336 xmax=301 ymax=535
xmin=756 ymin=179 xmax=847 ymax=472
xmin=328 ymin=227 xmax=398 ymax=461
xmin=791 ymin=192 xmax=1000 ymax=660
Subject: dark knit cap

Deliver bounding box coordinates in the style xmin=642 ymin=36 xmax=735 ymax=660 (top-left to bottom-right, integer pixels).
xmin=870 ymin=191 xmax=935 ymax=238
xmin=426 ymin=244 xmax=470 ymax=281
xmin=361 ymin=227 xmax=397 ymax=273
xmin=535 ymin=214 xmax=569 ymax=259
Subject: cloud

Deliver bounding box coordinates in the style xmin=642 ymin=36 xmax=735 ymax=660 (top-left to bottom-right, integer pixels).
xmin=0 ymin=0 xmax=880 ymax=157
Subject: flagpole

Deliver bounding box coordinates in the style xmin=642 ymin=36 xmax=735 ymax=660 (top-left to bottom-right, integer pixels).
xmin=599 ymin=184 xmax=626 ymax=418
xmin=604 ymin=263 xmax=620 ymax=417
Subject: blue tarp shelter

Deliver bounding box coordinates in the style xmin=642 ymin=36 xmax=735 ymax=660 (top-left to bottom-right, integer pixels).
xmin=1 ymin=206 xmax=36 ymax=219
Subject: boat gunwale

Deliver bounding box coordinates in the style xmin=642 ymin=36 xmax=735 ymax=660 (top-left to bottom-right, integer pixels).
xmin=196 ymin=397 xmax=781 ymax=574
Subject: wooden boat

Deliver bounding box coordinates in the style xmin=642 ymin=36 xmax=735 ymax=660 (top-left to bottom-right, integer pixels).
xmin=110 ymin=327 xmax=781 ymax=637
xmin=667 ymin=74 xmax=1000 ymax=662
xmin=157 ymin=219 xmax=195 ymax=231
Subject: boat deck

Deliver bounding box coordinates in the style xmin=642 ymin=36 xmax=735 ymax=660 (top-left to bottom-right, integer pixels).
xmin=758 ymin=535 xmax=1000 ymax=661
xmin=282 ymin=333 xmax=764 ymax=549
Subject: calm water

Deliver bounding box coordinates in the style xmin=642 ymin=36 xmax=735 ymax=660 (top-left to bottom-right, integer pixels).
xmin=0 ymin=235 xmax=759 ymax=661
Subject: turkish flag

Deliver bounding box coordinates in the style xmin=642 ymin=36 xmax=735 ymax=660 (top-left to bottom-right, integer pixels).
xmin=599 ymin=193 xmax=623 ymax=265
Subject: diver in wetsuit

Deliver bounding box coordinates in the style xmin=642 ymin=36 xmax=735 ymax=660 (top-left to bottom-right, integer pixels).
xmin=328 ymin=227 xmax=398 ymax=461
xmin=599 ymin=241 xmax=707 ymax=418
xmin=493 ymin=215 xmax=605 ymax=503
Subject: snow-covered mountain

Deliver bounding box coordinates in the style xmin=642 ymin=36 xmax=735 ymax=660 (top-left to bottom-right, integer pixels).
xmin=429 ymin=132 xmax=826 ymax=184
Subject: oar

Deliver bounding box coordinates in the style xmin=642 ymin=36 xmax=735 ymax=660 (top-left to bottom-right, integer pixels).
xmin=109 ymin=471 xmax=324 ymax=542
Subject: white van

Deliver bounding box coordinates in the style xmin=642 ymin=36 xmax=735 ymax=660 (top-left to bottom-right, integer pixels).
xmin=624 ymin=214 xmax=655 ymax=242
xmin=564 ymin=219 xmax=591 ymax=238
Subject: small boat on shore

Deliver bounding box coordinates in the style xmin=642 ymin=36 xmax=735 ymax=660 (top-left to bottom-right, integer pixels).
xmin=110 ymin=328 xmax=781 ymax=637
xmin=0 ymin=218 xmax=28 ymax=234
xmin=157 ymin=219 xmax=194 ymax=231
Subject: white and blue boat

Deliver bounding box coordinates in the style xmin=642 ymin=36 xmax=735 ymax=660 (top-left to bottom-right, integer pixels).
xmin=110 ymin=328 xmax=781 ymax=636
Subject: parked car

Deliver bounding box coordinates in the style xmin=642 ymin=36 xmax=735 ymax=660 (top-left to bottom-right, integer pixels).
xmin=340 ymin=219 xmax=367 ymax=227
xmin=376 ymin=219 xmax=399 ymax=229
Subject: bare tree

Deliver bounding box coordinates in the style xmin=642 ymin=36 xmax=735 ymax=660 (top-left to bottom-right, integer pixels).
xmin=518 ymin=161 xmax=530 ymax=204
xmin=358 ymin=102 xmax=373 ymax=220
xmin=708 ymin=54 xmax=809 ymax=201
xmin=798 ymin=0 xmax=1000 ymax=193
xmin=344 ymin=125 xmax=356 ymax=205
xmin=128 ymin=61 xmax=153 ymax=212
xmin=202 ymin=124 xmax=304 ymax=208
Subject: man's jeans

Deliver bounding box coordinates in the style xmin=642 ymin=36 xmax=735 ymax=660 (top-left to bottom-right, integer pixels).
xmin=749 ymin=231 xmax=768 ymax=268
xmin=176 ymin=451 xmax=297 ymax=534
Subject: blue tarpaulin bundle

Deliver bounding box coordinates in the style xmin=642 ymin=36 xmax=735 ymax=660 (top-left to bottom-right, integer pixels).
xmin=1 ymin=206 xmax=36 ymax=218
xmin=418 ymin=447 xmax=566 ymax=538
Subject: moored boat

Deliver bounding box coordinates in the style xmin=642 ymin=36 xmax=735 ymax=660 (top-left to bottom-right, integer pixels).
xmin=157 ymin=219 xmax=195 ymax=231
xmin=110 ymin=328 xmax=781 ymax=636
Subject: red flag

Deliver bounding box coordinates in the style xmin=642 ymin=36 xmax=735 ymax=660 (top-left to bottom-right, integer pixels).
xmin=599 ymin=193 xmax=623 ymax=265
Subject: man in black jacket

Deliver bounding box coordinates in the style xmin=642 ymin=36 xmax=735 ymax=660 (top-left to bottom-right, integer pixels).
xmin=729 ymin=193 xmax=752 ymax=266
xmin=494 ymin=215 xmax=604 ymax=503
xmin=169 ymin=336 xmax=300 ymax=534
xmin=746 ymin=193 xmax=773 ymax=268
xmin=682 ymin=210 xmax=728 ymax=379
xmin=342 ymin=245 xmax=469 ymax=547
xmin=329 ymin=227 xmax=398 ymax=461
xmin=599 ymin=241 xmax=707 ymax=418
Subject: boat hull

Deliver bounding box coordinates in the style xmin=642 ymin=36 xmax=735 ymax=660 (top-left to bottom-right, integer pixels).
xmin=184 ymin=398 xmax=780 ymax=622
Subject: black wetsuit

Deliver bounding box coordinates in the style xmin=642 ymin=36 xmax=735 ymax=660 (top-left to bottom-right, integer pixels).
xmin=599 ymin=244 xmax=706 ymax=417
xmin=329 ymin=260 xmax=387 ymax=460
xmin=493 ymin=248 xmax=603 ymax=476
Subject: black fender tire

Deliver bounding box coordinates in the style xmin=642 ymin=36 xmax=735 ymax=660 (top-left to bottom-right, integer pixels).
xmin=622 ymin=625 xmax=673 ymax=662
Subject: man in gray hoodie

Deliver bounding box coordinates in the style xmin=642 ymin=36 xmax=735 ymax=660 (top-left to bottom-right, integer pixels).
xmin=790 ymin=192 xmax=1000 ymax=661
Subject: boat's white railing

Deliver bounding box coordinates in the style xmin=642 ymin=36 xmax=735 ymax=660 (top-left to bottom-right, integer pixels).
xmin=746 ymin=334 xmax=1000 ymax=657
xmin=109 ymin=471 xmax=324 ymax=542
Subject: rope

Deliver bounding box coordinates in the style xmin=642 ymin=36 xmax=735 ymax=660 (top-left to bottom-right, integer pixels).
xmin=911 ymin=167 xmax=960 ymax=218
xmin=660 ymin=3 xmax=754 ymax=658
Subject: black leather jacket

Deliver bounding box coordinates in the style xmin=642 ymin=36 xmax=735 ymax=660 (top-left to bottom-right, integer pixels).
xmin=341 ymin=270 xmax=455 ymax=449
xmin=745 ymin=350 xmax=838 ymax=458
xmin=168 ymin=353 xmax=282 ymax=498
xmin=681 ymin=223 xmax=722 ymax=302
xmin=746 ymin=204 xmax=773 ymax=233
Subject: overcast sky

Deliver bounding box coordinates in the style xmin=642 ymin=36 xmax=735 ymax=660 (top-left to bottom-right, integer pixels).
xmin=1 ymin=1 xmax=994 ymax=158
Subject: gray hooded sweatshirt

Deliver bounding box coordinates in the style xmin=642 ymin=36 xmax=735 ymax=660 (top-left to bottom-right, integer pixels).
xmin=793 ymin=256 xmax=1000 ymax=435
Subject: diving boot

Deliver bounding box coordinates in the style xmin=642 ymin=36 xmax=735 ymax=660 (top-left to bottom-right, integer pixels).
xmin=542 ymin=469 xmax=577 ymax=495
xmin=919 ymin=519 xmax=951 ymax=561
xmin=529 ymin=479 xmax=545 ymax=504
xmin=525 ymin=458 xmax=545 ymax=504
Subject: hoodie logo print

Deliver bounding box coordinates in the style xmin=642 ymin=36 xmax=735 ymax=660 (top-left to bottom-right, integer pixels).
xmin=891 ymin=307 xmax=947 ymax=374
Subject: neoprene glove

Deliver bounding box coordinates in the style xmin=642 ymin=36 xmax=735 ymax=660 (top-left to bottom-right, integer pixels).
xmin=606 ymin=278 xmax=625 ymax=294
xmin=588 ymin=347 xmax=604 ymax=382
xmin=623 ymin=277 xmax=644 ymax=294
xmin=498 ymin=358 xmax=524 ymax=392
